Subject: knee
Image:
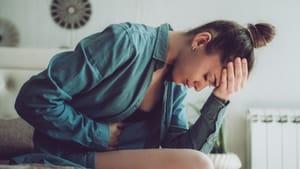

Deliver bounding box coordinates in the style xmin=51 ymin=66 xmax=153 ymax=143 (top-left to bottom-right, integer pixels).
xmin=184 ymin=150 xmax=214 ymax=169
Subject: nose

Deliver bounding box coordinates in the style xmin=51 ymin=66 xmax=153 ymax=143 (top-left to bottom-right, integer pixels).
xmin=193 ymin=80 xmax=209 ymax=92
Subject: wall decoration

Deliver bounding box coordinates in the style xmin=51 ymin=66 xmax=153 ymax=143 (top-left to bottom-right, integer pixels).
xmin=50 ymin=0 xmax=92 ymax=29
xmin=0 ymin=18 xmax=19 ymax=47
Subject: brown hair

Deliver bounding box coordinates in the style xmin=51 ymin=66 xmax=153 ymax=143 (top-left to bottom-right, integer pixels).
xmin=186 ymin=20 xmax=276 ymax=73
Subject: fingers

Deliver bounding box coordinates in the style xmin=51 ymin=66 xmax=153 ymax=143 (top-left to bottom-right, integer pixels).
xmin=230 ymin=57 xmax=248 ymax=92
xmin=111 ymin=123 xmax=122 ymax=136
xmin=241 ymin=58 xmax=248 ymax=88
xmin=213 ymin=57 xmax=249 ymax=101
xmin=116 ymin=122 xmax=125 ymax=129
xmin=234 ymin=57 xmax=242 ymax=92
xmin=227 ymin=62 xmax=235 ymax=93
xmin=220 ymin=68 xmax=227 ymax=90
xmin=108 ymin=140 xmax=118 ymax=150
xmin=107 ymin=122 xmax=124 ymax=151
xmin=107 ymin=145 xmax=117 ymax=151
xmin=108 ymin=130 xmax=120 ymax=149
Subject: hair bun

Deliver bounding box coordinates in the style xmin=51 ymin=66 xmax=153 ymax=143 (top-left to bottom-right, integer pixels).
xmin=247 ymin=23 xmax=275 ymax=48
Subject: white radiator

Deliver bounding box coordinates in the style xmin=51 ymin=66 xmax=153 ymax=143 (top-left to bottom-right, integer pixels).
xmin=247 ymin=108 xmax=300 ymax=169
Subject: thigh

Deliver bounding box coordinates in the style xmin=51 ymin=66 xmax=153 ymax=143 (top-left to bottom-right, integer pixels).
xmin=95 ymin=148 xmax=213 ymax=169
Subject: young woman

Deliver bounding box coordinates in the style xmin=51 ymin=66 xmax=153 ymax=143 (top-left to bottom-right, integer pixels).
xmin=13 ymin=20 xmax=275 ymax=169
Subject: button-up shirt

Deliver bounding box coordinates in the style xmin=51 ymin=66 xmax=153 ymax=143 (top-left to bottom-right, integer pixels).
xmin=15 ymin=22 xmax=228 ymax=155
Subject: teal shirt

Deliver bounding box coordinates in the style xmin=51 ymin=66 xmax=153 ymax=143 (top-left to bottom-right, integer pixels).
xmin=15 ymin=22 xmax=228 ymax=154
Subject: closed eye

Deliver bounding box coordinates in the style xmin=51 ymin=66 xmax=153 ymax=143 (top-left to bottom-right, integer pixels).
xmin=204 ymin=74 xmax=208 ymax=81
xmin=204 ymin=73 xmax=216 ymax=88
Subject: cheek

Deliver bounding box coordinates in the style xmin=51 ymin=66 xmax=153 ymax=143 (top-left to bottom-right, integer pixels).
xmin=188 ymin=63 xmax=204 ymax=78
xmin=179 ymin=58 xmax=198 ymax=74
xmin=172 ymin=55 xmax=203 ymax=82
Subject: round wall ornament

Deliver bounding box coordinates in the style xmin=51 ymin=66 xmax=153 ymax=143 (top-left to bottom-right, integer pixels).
xmin=0 ymin=18 xmax=19 ymax=47
xmin=50 ymin=0 xmax=92 ymax=29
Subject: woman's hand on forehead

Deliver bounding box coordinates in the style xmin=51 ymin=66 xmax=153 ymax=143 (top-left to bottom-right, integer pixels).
xmin=212 ymin=57 xmax=248 ymax=102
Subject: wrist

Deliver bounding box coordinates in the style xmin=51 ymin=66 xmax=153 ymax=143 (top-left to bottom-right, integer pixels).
xmin=212 ymin=93 xmax=229 ymax=104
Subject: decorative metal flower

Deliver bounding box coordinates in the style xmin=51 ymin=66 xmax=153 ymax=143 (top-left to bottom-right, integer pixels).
xmin=0 ymin=18 xmax=19 ymax=47
xmin=50 ymin=0 xmax=92 ymax=29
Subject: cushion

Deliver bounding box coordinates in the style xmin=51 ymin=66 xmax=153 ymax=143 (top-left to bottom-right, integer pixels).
xmin=0 ymin=118 xmax=34 ymax=160
xmin=208 ymin=153 xmax=242 ymax=169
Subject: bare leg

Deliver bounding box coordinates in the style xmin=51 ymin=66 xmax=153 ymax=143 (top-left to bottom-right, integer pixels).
xmin=95 ymin=148 xmax=214 ymax=169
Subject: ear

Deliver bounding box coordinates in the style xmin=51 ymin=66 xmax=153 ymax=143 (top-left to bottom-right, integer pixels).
xmin=191 ymin=32 xmax=212 ymax=50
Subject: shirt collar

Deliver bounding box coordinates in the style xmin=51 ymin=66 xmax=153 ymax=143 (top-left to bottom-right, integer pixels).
xmin=152 ymin=23 xmax=173 ymax=69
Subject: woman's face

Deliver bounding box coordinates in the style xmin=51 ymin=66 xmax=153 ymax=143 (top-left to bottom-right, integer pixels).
xmin=172 ymin=48 xmax=223 ymax=92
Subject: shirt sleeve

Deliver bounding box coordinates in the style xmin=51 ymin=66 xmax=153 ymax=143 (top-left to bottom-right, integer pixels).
xmin=161 ymin=91 xmax=229 ymax=154
xmin=15 ymin=23 xmax=134 ymax=150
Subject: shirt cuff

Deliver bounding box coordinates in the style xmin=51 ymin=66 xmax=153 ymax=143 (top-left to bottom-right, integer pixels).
xmin=200 ymin=94 xmax=230 ymax=122
xmin=94 ymin=122 xmax=110 ymax=148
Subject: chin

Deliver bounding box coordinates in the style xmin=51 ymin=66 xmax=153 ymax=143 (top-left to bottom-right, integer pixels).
xmin=173 ymin=78 xmax=184 ymax=86
xmin=174 ymin=81 xmax=183 ymax=85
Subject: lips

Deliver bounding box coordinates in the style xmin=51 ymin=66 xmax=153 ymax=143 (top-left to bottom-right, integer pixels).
xmin=184 ymin=79 xmax=188 ymax=87
xmin=184 ymin=79 xmax=188 ymax=86
xmin=185 ymin=79 xmax=193 ymax=88
xmin=184 ymin=79 xmax=199 ymax=91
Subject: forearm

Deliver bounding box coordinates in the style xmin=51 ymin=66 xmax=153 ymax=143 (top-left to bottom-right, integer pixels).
xmin=189 ymin=94 xmax=228 ymax=153
xmin=162 ymin=94 xmax=228 ymax=153
xmin=15 ymin=73 xmax=109 ymax=150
